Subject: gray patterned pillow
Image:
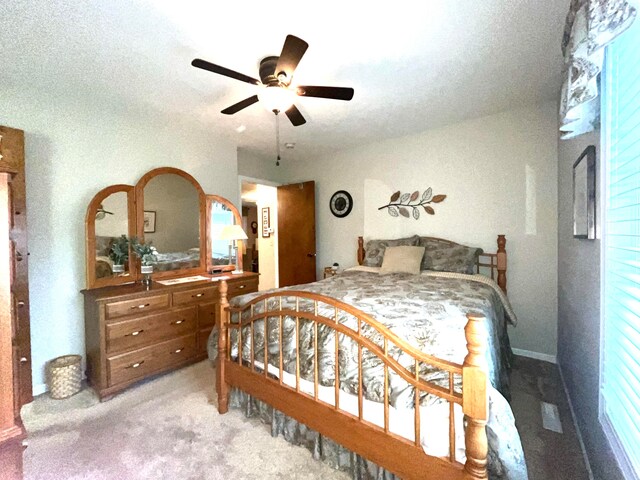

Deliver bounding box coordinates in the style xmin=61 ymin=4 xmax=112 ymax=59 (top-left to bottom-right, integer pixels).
xmin=419 ymin=237 xmax=483 ymax=274
xmin=363 ymin=235 xmax=419 ymax=267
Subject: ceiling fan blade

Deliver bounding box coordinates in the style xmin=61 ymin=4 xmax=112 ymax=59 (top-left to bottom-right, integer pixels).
xmin=275 ymin=35 xmax=309 ymax=82
xmin=191 ymin=58 xmax=260 ymax=86
xmin=221 ymin=95 xmax=260 ymax=115
xmin=296 ymin=85 xmax=354 ymax=101
xmin=285 ymin=104 xmax=306 ymax=126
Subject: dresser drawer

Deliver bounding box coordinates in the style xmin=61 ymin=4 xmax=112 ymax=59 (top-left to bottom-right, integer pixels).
xmin=173 ymin=286 xmax=218 ymax=306
xmin=227 ymin=277 xmax=259 ymax=298
xmin=106 ymin=306 xmax=197 ymax=354
xmin=107 ymin=335 xmax=197 ymax=386
xmin=105 ymin=294 xmax=170 ymax=320
xmin=198 ymin=302 xmax=218 ymax=328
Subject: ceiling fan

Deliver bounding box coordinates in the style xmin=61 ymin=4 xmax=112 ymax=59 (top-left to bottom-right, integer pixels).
xmin=191 ymin=35 xmax=354 ymax=126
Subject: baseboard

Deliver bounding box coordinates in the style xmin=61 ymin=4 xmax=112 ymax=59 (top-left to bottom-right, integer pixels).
xmin=558 ymin=364 xmax=595 ymax=480
xmin=512 ymin=348 xmax=557 ymax=364
xmin=32 ymin=383 xmax=47 ymax=396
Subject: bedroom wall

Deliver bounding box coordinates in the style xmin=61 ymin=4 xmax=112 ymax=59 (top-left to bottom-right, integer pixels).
xmin=0 ymin=86 xmax=238 ymax=395
xmin=283 ymin=102 xmax=559 ymax=358
xmin=557 ymin=130 xmax=622 ymax=480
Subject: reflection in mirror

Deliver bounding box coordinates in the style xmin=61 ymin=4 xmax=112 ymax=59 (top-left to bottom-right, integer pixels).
xmin=143 ymin=173 xmax=201 ymax=272
xmin=211 ymin=201 xmax=236 ymax=268
xmin=94 ymin=191 xmax=130 ymax=279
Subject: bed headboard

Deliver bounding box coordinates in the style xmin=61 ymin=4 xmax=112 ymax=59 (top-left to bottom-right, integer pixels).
xmin=357 ymin=234 xmax=508 ymax=293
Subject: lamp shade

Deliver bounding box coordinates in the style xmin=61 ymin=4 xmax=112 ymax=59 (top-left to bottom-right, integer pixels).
xmin=220 ymin=224 xmax=248 ymax=241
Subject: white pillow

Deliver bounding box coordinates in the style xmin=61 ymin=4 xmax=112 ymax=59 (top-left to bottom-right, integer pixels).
xmin=379 ymin=246 xmax=426 ymax=275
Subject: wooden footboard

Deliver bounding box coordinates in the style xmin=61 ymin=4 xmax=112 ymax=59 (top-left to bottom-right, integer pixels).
xmin=216 ymin=281 xmax=490 ymax=480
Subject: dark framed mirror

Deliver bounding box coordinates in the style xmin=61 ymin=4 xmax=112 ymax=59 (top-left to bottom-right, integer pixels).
xmin=573 ymin=145 xmax=596 ymax=240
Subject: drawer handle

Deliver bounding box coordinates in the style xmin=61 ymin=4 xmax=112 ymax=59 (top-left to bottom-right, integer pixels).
xmin=126 ymin=330 xmax=144 ymax=337
xmin=191 ymin=293 xmax=205 ymax=298
xmin=238 ymin=285 xmax=246 ymax=289
xmin=171 ymin=319 xmax=185 ymax=325
xmin=127 ymin=361 xmax=144 ymax=369
xmin=171 ymin=348 xmax=185 ymax=354
xmin=131 ymin=303 xmax=150 ymax=310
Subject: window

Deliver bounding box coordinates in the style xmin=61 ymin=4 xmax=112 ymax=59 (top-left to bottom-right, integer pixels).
xmin=601 ymin=16 xmax=640 ymax=480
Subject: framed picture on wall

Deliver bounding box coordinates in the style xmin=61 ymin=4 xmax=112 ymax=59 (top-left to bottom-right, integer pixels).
xmin=573 ymin=145 xmax=596 ymax=239
xmin=261 ymin=207 xmax=270 ymax=238
xmin=143 ymin=210 xmax=156 ymax=233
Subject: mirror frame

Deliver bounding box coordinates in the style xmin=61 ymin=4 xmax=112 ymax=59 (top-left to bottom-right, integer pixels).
xmin=85 ymin=167 xmax=242 ymax=289
xmin=85 ymin=184 xmax=137 ymax=289
xmin=206 ymin=195 xmax=243 ymax=273
xmin=135 ymin=167 xmax=207 ymax=280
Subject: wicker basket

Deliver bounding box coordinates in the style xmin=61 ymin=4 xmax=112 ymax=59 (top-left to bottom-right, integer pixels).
xmin=47 ymin=355 xmax=82 ymax=399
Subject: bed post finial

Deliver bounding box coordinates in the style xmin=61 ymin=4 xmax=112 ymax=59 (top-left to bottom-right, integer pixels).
xmin=216 ymin=279 xmax=230 ymax=414
xmin=463 ymin=312 xmax=489 ymax=479
xmin=496 ymin=234 xmax=506 ymax=293
xmin=357 ymin=236 xmax=365 ymax=265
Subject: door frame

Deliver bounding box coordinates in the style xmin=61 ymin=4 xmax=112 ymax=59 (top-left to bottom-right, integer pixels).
xmin=238 ymin=175 xmax=281 ymax=288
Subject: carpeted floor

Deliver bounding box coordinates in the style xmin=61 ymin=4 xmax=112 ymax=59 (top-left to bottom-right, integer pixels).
xmin=22 ymin=357 xmax=589 ymax=479
xmin=509 ymin=356 xmax=590 ymax=480
xmin=22 ymin=361 xmax=349 ymax=480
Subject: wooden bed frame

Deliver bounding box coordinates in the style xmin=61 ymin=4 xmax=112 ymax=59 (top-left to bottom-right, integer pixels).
xmin=216 ymin=235 xmax=508 ymax=480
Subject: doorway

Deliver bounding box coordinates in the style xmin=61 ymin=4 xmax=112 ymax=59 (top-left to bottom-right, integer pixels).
xmin=240 ymin=178 xmax=279 ymax=291
xmin=239 ymin=177 xmax=317 ymax=290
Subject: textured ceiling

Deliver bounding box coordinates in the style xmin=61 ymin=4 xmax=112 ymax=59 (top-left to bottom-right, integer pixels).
xmin=0 ymin=0 xmax=568 ymax=158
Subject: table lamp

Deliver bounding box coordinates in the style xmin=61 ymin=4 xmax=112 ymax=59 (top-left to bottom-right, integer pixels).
xmin=220 ymin=224 xmax=249 ymax=274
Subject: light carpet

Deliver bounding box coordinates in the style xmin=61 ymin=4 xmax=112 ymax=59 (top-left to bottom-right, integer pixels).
xmin=22 ymin=360 xmax=349 ymax=480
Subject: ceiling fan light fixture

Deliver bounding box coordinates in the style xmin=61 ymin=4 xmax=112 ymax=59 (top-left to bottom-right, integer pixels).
xmin=259 ymin=85 xmax=295 ymax=113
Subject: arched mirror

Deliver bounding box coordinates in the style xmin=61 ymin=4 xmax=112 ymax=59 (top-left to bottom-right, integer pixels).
xmin=136 ymin=168 xmax=206 ymax=279
xmin=84 ymin=168 xmax=243 ymax=288
xmin=85 ymin=185 xmax=136 ymax=289
xmin=207 ymin=195 xmax=243 ymax=273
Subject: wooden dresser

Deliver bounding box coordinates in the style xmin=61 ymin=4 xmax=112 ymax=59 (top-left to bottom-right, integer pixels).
xmin=82 ymin=272 xmax=258 ymax=400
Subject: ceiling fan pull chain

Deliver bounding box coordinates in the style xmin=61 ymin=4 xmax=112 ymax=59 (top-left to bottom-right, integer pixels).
xmin=276 ymin=111 xmax=281 ymax=167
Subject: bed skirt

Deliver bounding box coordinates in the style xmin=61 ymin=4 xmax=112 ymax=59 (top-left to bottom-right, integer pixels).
xmin=227 ymin=385 xmax=527 ymax=480
xmin=229 ymin=387 xmax=399 ymax=480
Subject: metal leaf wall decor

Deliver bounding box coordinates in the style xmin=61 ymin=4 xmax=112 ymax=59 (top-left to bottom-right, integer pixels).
xmin=378 ymin=188 xmax=447 ymax=220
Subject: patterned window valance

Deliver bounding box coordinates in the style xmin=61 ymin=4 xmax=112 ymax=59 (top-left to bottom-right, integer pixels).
xmin=560 ymin=0 xmax=636 ymax=139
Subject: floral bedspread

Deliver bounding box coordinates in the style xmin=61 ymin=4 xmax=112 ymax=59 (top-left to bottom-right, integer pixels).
xmin=209 ymin=269 xmax=527 ymax=479
xmin=151 ymin=249 xmax=200 ymax=272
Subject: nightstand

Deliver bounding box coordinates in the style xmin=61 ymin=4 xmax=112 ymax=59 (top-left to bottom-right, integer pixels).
xmin=323 ymin=267 xmax=338 ymax=279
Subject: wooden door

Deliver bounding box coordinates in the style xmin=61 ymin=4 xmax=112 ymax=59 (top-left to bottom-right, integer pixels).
xmin=277 ymin=181 xmax=316 ymax=287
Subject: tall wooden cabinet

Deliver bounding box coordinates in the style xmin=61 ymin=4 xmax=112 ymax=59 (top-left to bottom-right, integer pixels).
xmin=0 ymin=126 xmax=32 ymax=407
xmin=0 ymin=166 xmax=26 ymax=479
